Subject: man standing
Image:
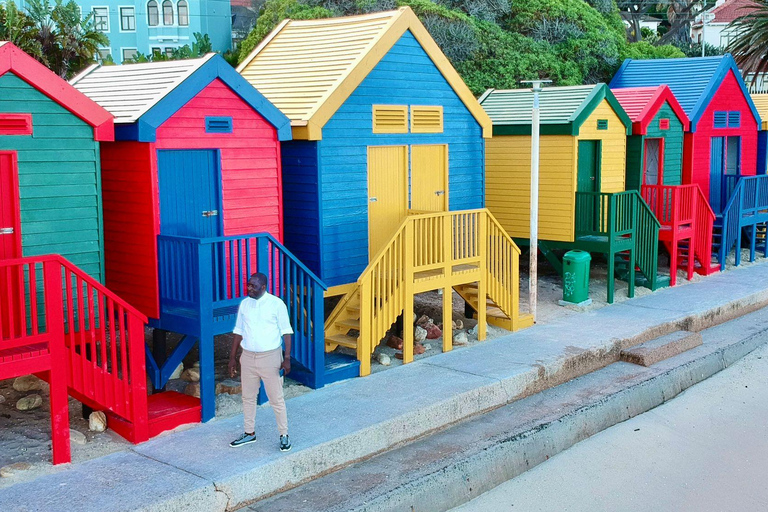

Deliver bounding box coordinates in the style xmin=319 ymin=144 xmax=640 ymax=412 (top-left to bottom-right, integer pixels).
xmin=228 ymin=272 xmax=293 ymax=451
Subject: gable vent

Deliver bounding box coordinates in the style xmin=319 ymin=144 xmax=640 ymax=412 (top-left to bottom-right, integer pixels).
xmin=205 ymin=116 xmax=233 ymax=134
xmin=728 ymin=111 xmax=741 ymax=128
xmin=714 ymin=111 xmax=728 ymax=128
xmin=411 ymin=106 xmax=443 ymax=133
xmin=659 ymin=118 xmax=670 ymax=130
xmin=597 ymin=119 xmax=608 ymax=130
xmin=372 ymin=105 xmax=408 ymax=134
xmin=0 ymin=114 xmax=32 ymax=135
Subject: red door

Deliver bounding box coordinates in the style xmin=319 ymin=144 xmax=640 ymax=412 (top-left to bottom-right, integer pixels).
xmin=0 ymin=151 xmax=21 ymax=259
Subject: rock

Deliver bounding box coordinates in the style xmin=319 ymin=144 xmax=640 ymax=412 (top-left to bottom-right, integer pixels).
xmin=13 ymin=375 xmax=45 ymax=392
xmin=452 ymin=319 xmax=464 ymax=330
xmin=468 ymin=325 xmax=478 ymax=336
xmin=376 ymin=353 xmax=391 ymax=366
xmin=216 ymin=380 xmax=242 ymax=395
xmin=453 ymin=331 xmax=469 ymax=346
xmin=88 ymin=411 xmax=107 ymax=432
xmin=394 ymin=352 xmax=403 ymax=360
xmin=413 ymin=313 xmax=417 ymax=323
xmin=16 ymin=394 xmax=42 ymax=411
xmin=169 ymin=363 xmax=184 ymax=380
xmin=414 ymin=326 xmax=427 ymax=343
xmin=386 ymin=335 xmax=404 ymax=350
xmin=184 ymin=382 xmax=200 ymax=398
xmin=414 ymin=343 xmax=426 ymax=355
xmin=69 ymin=429 xmax=87 ymax=445
xmin=426 ymin=324 xmax=442 ymax=339
xmin=192 ymin=361 xmax=200 ymax=368
xmin=0 ymin=462 xmax=31 ymax=478
xmin=416 ymin=315 xmax=432 ymax=328
xmin=181 ymin=368 xmax=200 ymax=382
xmin=0 ymin=394 xmax=5 ymax=404
xmin=423 ymin=344 xmax=432 ymax=351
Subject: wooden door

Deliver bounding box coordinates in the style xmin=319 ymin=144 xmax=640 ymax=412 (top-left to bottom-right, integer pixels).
xmin=157 ymin=150 xmax=223 ymax=237
xmin=643 ymin=138 xmax=663 ymax=185
xmin=410 ymin=145 xmax=448 ymax=212
xmin=0 ymin=152 xmax=21 ymax=260
xmin=367 ymin=146 xmax=407 ymax=258
xmin=710 ymin=137 xmax=725 ymax=213
xmin=577 ymin=140 xmax=600 ymax=193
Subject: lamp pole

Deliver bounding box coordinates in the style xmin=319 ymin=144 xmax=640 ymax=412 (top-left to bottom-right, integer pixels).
xmin=521 ymin=79 xmax=551 ymax=324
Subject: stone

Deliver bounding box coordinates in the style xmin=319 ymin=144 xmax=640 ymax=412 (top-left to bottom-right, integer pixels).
xmin=0 ymin=394 xmax=5 ymax=404
xmin=192 ymin=361 xmax=200 ymax=368
xmin=0 ymin=462 xmax=31 ymax=478
xmin=414 ymin=326 xmax=427 ymax=343
xmin=416 ymin=315 xmax=432 ymax=328
xmin=452 ymin=319 xmax=464 ymax=330
xmin=216 ymin=380 xmax=242 ymax=395
xmin=468 ymin=325 xmax=478 ymax=336
xmin=181 ymin=368 xmax=200 ymax=382
xmin=426 ymin=325 xmax=442 ymax=340
xmin=169 ymin=363 xmax=184 ymax=380
xmin=423 ymin=344 xmax=432 ymax=351
xmin=16 ymin=394 xmax=42 ymax=411
xmin=69 ymin=429 xmax=87 ymax=445
xmin=184 ymin=382 xmax=200 ymax=398
xmin=453 ymin=331 xmax=469 ymax=346
xmin=376 ymin=353 xmax=391 ymax=366
xmin=413 ymin=313 xmax=417 ymax=323
xmin=386 ymin=335 xmax=404 ymax=350
xmin=88 ymin=411 xmax=107 ymax=432
xmin=12 ymin=375 xmax=46 ymax=392
xmin=414 ymin=343 xmax=426 ymax=355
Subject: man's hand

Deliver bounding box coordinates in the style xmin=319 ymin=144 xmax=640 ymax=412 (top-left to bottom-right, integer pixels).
xmin=228 ymin=358 xmax=238 ymax=378
xmin=280 ymin=358 xmax=291 ymax=376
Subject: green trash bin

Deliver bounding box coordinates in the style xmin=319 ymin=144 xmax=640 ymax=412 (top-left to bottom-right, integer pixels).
xmin=562 ymin=250 xmax=591 ymax=305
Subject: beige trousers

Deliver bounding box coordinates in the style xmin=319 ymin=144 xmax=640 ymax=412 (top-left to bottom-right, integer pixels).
xmin=240 ymin=347 xmax=288 ymax=435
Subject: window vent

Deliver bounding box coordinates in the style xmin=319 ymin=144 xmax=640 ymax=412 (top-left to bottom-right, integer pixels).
xmin=728 ymin=111 xmax=741 ymax=128
xmin=411 ymin=106 xmax=443 ymax=133
xmin=372 ymin=105 xmax=408 ymax=134
xmin=597 ymin=119 xmax=608 ymax=130
xmin=0 ymin=114 xmax=32 ymax=135
xmin=659 ymin=118 xmax=670 ymax=130
xmin=205 ymin=116 xmax=233 ymax=134
xmin=714 ymin=111 xmax=728 ymax=128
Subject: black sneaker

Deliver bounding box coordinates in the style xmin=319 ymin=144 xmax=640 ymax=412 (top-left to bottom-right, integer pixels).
xmin=279 ymin=434 xmax=291 ymax=452
xmin=230 ymin=432 xmax=256 ymax=448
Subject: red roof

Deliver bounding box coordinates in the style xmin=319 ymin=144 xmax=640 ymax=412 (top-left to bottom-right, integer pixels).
xmin=0 ymin=42 xmax=113 ymax=141
xmin=612 ymin=85 xmax=690 ymax=135
xmin=696 ymin=0 xmax=760 ymax=25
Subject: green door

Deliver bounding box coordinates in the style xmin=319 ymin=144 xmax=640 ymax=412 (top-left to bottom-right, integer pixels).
xmin=577 ymin=140 xmax=600 ymax=193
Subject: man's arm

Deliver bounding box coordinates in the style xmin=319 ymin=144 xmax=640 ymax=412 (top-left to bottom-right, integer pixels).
xmin=281 ymin=334 xmax=292 ymax=375
xmin=229 ymin=334 xmax=243 ymax=378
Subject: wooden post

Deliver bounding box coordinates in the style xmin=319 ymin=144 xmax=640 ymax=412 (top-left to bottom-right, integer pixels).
xmin=403 ymin=221 xmax=414 ymax=364
xmin=442 ymin=214 xmax=453 ymax=352
xmin=152 ymin=328 xmax=167 ymax=392
xmin=197 ymin=243 xmax=216 ymax=422
xmin=128 ymin=314 xmax=149 ymax=443
xmin=477 ymin=213 xmax=487 ymax=341
xmin=359 ymin=280 xmax=372 ymax=377
xmin=311 ymin=280 xmax=325 ymax=387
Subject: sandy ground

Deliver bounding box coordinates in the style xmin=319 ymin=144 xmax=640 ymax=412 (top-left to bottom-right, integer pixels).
xmin=1 ymin=247 xmax=763 ymax=484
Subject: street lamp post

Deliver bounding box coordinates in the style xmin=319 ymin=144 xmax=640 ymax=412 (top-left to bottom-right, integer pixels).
xmin=521 ymin=79 xmax=551 ymax=324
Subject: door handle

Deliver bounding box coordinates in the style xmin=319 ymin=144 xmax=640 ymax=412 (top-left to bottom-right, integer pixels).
xmin=0 ymin=227 xmax=13 ymax=235
xmin=202 ymin=210 xmax=219 ymax=217
xmin=435 ymin=190 xmax=445 ymax=196
xmin=369 ymin=197 xmax=378 ymax=203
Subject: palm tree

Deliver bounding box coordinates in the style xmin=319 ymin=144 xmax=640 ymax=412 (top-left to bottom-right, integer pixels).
xmin=727 ymin=0 xmax=768 ymax=78
xmin=0 ymin=1 xmax=40 ymax=58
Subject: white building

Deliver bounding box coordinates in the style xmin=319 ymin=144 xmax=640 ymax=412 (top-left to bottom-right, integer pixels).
xmin=691 ymin=0 xmax=758 ymax=49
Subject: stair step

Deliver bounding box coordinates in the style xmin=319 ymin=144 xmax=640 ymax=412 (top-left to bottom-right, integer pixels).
xmin=326 ymin=334 xmax=358 ymax=349
xmin=106 ymin=391 xmax=200 ymax=443
xmin=337 ymin=318 xmax=360 ymax=329
xmin=620 ymin=331 xmax=702 ymax=367
xmin=323 ymin=353 xmax=361 ymax=384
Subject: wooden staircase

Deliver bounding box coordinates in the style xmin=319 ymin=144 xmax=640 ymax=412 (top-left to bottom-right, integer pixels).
xmin=324 ymin=209 xmax=532 ymax=376
xmin=716 ymin=175 xmax=768 ymax=268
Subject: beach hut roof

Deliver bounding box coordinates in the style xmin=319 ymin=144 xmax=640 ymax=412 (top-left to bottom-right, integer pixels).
xmin=612 ymin=85 xmax=690 ymax=134
xmin=236 ymin=7 xmax=492 ymax=139
xmin=752 ymin=93 xmax=768 ymax=130
xmin=478 ymin=83 xmax=631 ymax=136
xmin=0 ymin=41 xmax=114 ymax=140
xmin=70 ymin=53 xmax=291 ymax=141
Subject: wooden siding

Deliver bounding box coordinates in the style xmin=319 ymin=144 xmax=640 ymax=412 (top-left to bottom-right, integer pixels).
xmin=685 ymin=70 xmax=759 ymax=198
xmin=0 ymin=72 xmax=103 ymax=280
xmin=486 ymin=135 xmax=576 ymax=242
xmin=625 ymin=135 xmax=644 ymax=191
xmin=649 ymin=102 xmax=684 ymax=186
xmin=101 ymin=141 xmax=160 ymax=318
xmin=281 ymin=140 xmax=322 ymax=275
xmin=314 ymin=31 xmax=484 ymax=286
xmin=154 ymin=79 xmax=283 ymax=239
xmin=578 ymin=100 xmax=627 ymax=193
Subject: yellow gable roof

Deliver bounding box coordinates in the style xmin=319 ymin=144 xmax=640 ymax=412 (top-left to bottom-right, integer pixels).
xmin=752 ymin=93 xmax=768 ymax=130
xmin=236 ymin=7 xmax=491 ymax=140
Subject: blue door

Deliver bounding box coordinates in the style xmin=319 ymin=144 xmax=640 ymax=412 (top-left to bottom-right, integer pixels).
xmin=158 ymin=150 xmax=223 ymax=237
xmin=710 ymin=137 xmax=725 ymax=213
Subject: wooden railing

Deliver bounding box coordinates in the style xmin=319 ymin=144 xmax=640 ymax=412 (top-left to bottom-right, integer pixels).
xmin=719 ymin=175 xmax=768 ymax=267
xmin=486 ymin=214 xmax=522 ymax=326
xmin=156 ymin=233 xmax=327 ymax=386
xmin=693 ymin=185 xmax=716 ymax=272
xmin=642 ymin=184 xmax=695 ymax=228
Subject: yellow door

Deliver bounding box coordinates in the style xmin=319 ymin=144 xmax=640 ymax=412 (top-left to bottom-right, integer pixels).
xmin=410 ymin=145 xmax=448 ymax=212
xmin=368 ymin=146 xmax=408 ymax=258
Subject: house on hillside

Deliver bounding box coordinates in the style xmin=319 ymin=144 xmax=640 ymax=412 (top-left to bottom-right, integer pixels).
xmin=691 ymin=0 xmax=759 ymax=49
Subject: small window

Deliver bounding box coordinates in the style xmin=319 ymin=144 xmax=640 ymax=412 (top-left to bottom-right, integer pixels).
xmin=659 ymin=118 xmax=670 ymax=130
xmin=163 ymin=0 xmax=174 ymax=25
xmin=714 ymin=111 xmax=728 ymax=128
xmin=206 ymin=117 xmax=233 ymax=133
xmin=165 ymin=47 xmax=175 ymax=58
xmin=728 ymin=111 xmax=741 ymax=128
xmin=97 ymin=48 xmax=111 ymax=62
xmin=151 ymin=47 xmax=162 ymax=57
xmin=372 ymin=105 xmax=408 ymax=134
xmin=92 ymin=7 xmax=109 ymax=32
xmin=0 ymin=114 xmax=32 ymax=135
xmin=411 ymin=106 xmax=443 ymax=133
xmin=120 ymin=7 xmax=135 ymax=31
xmin=597 ymin=119 xmax=608 ymax=130
xmin=178 ymin=0 xmax=189 ymax=26
xmin=122 ymin=48 xmax=138 ymax=62
xmin=147 ymin=1 xmax=159 ymax=26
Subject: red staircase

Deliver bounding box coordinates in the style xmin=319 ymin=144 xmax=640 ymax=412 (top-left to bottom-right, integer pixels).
xmin=0 ymin=255 xmax=200 ymax=464
xmin=642 ymin=184 xmax=719 ymax=286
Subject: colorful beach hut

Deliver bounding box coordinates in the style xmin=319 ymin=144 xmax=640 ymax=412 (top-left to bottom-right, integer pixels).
xmin=753 ymin=93 xmax=768 ymax=175
xmin=238 ymin=7 xmax=530 ymax=376
xmin=613 ymin=85 xmax=718 ymax=284
xmin=480 ymin=84 xmax=667 ymax=303
xmin=71 ymin=54 xmax=325 ymax=421
xmin=611 ymin=55 xmax=766 ymax=267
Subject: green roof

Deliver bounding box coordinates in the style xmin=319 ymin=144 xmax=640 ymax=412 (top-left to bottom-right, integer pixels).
xmin=478 ymin=83 xmax=632 ymax=136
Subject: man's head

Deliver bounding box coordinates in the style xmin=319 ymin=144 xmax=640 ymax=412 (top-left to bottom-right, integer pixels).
xmin=247 ymin=272 xmax=268 ymax=299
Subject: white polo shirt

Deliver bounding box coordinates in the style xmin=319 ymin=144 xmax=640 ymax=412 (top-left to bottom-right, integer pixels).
xmin=233 ymin=293 xmax=294 ymax=353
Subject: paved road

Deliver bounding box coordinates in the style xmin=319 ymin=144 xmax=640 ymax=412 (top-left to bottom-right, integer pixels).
xmin=452 ymin=341 xmax=768 ymax=512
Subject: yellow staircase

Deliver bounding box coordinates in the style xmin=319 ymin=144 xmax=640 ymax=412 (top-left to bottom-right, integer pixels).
xmin=324 ymin=209 xmax=533 ymax=376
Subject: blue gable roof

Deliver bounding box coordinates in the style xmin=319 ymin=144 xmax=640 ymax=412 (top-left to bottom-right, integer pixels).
xmin=610 ymin=54 xmax=761 ymax=132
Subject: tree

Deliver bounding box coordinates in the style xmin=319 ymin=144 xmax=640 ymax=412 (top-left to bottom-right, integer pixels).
xmin=726 ymin=0 xmax=768 ymax=78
